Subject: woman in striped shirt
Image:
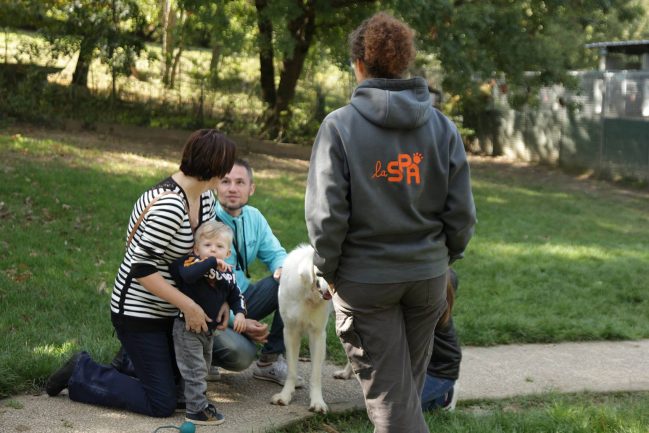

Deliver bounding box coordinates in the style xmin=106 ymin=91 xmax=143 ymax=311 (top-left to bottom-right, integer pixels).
xmin=45 ymin=129 xmax=237 ymax=417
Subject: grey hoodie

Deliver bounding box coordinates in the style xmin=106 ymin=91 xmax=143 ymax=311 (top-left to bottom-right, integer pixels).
xmin=305 ymin=77 xmax=476 ymax=284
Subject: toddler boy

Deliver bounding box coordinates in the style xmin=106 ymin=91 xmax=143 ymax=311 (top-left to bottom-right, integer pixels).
xmin=170 ymin=221 xmax=247 ymax=425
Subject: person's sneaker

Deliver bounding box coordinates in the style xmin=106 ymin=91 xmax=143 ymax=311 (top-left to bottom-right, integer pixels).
xmin=252 ymin=355 xmax=304 ymax=388
xmin=175 ymin=401 xmax=186 ymax=413
xmin=206 ymin=365 xmax=221 ymax=382
xmin=442 ymin=383 xmax=459 ymax=411
xmin=186 ymin=403 xmax=225 ymax=426
xmin=45 ymin=352 xmax=83 ymax=396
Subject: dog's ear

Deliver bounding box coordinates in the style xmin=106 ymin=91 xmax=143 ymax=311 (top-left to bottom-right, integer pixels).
xmin=297 ymin=256 xmax=315 ymax=286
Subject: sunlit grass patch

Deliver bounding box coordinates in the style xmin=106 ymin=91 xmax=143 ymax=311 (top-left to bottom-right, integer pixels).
xmin=1 ymin=133 xmax=176 ymax=177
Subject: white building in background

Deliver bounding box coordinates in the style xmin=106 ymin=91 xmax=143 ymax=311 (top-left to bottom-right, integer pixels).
xmin=585 ymin=40 xmax=649 ymax=118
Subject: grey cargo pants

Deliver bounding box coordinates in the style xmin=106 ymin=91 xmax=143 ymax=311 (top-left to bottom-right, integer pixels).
xmin=333 ymin=274 xmax=447 ymax=433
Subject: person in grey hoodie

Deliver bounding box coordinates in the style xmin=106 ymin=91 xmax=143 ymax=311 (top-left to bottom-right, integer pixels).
xmin=305 ymin=12 xmax=476 ymax=433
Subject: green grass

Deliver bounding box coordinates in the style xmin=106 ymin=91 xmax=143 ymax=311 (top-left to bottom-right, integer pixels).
xmin=0 ymin=134 xmax=165 ymax=396
xmin=1 ymin=129 xmax=649 ymax=400
xmin=459 ymin=160 xmax=649 ymax=345
xmin=274 ymin=392 xmax=649 ymax=433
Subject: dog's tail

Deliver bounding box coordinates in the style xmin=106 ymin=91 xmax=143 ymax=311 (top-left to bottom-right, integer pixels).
xmin=438 ymin=268 xmax=457 ymax=327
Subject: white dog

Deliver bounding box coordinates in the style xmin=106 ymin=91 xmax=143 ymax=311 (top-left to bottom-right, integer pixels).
xmin=270 ymin=244 xmax=332 ymax=413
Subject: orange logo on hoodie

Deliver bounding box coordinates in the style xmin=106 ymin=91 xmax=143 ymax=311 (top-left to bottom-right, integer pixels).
xmin=372 ymin=152 xmax=423 ymax=184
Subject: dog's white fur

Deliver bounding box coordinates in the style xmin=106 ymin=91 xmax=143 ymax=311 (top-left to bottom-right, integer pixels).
xmin=270 ymin=244 xmax=332 ymax=413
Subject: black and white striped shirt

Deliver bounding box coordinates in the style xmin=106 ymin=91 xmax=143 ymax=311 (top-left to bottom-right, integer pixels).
xmin=111 ymin=177 xmax=216 ymax=326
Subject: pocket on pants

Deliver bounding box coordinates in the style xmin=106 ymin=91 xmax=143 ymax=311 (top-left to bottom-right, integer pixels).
xmin=336 ymin=313 xmax=373 ymax=380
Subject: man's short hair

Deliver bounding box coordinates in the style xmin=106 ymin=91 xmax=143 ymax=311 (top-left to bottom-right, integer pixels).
xmin=234 ymin=158 xmax=254 ymax=183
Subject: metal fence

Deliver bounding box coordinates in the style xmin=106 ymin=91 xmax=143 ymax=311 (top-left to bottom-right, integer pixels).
xmin=475 ymin=70 xmax=649 ymax=183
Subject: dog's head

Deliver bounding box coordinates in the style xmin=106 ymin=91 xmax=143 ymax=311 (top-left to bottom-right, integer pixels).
xmin=298 ymin=253 xmax=332 ymax=302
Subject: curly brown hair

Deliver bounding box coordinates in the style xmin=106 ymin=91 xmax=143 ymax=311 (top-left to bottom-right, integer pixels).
xmin=349 ymin=12 xmax=416 ymax=79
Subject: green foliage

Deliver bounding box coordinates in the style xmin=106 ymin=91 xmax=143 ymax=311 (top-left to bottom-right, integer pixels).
xmin=178 ymin=0 xmax=254 ymax=51
xmin=176 ymin=0 xmax=256 ymax=89
xmin=0 ymin=65 xmax=60 ymax=123
xmin=0 ymin=29 xmax=355 ymax=142
xmin=0 ymin=0 xmax=56 ymax=30
xmin=3 ymin=1 xmax=647 ymax=141
xmin=410 ymin=0 xmax=645 ymax=113
xmin=0 ymin=75 xmax=256 ymax=132
xmin=42 ymin=0 xmax=147 ymax=86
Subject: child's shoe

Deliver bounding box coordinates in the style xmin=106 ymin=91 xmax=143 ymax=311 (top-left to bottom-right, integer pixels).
xmin=186 ymin=403 xmax=225 ymax=425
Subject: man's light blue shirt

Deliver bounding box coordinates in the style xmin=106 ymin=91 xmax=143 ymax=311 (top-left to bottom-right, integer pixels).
xmin=214 ymin=202 xmax=287 ymax=293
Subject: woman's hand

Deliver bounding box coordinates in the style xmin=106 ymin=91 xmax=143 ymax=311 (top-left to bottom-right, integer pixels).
xmin=215 ymin=302 xmax=230 ymax=330
xmin=182 ymin=300 xmax=211 ymax=333
xmin=137 ymin=272 xmax=210 ymax=333
xmin=244 ymin=319 xmax=269 ymax=343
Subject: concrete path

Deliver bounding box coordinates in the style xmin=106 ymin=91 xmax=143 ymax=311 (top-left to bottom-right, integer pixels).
xmin=1 ymin=340 xmax=648 ymax=433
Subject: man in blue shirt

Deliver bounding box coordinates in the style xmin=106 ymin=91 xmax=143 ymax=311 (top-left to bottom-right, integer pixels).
xmin=211 ymin=159 xmax=300 ymax=386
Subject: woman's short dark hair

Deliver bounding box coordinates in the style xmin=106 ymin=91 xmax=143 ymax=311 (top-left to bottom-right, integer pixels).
xmin=179 ymin=129 xmax=237 ymax=181
xmin=349 ymin=12 xmax=416 ymax=79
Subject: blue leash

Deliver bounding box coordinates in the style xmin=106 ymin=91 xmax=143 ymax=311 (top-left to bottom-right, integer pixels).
xmin=153 ymin=421 xmax=195 ymax=433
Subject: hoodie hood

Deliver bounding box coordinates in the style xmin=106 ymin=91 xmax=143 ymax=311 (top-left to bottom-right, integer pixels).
xmin=350 ymin=77 xmax=432 ymax=129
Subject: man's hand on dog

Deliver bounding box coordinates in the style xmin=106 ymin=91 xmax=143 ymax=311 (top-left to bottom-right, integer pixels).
xmin=244 ymin=319 xmax=269 ymax=343
xmin=273 ymin=267 xmax=282 ymax=281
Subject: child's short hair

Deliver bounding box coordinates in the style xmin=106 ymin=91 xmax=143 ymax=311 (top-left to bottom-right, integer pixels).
xmin=195 ymin=221 xmax=233 ymax=245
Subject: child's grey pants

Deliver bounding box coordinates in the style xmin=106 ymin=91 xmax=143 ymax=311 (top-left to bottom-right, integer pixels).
xmin=333 ymin=274 xmax=447 ymax=433
xmin=172 ymin=318 xmax=213 ymax=413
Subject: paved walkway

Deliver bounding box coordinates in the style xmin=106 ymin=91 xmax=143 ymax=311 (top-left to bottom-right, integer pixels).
xmin=2 ymin=339 xmax=648 ymax=433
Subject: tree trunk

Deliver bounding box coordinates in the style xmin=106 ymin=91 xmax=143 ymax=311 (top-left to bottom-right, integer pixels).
xmin=255 ymin=0 xmax=276 ymax=108
xmin=168 ymin=9 xmax=185 ymax=89
xmin=265 ymin=0 xmax=316 ymax=139
xmin=276 ymin=0 xmax=316 ymax=112
xmin=72 ymin=37 xmax=94 ymax=88
xmin=169 ymin=44 xmax=183 ymax=89
xmin=208 ymin=41 xmax=222 ymax=89
xmin=161 ymin=0 xmax=176 ymax=86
